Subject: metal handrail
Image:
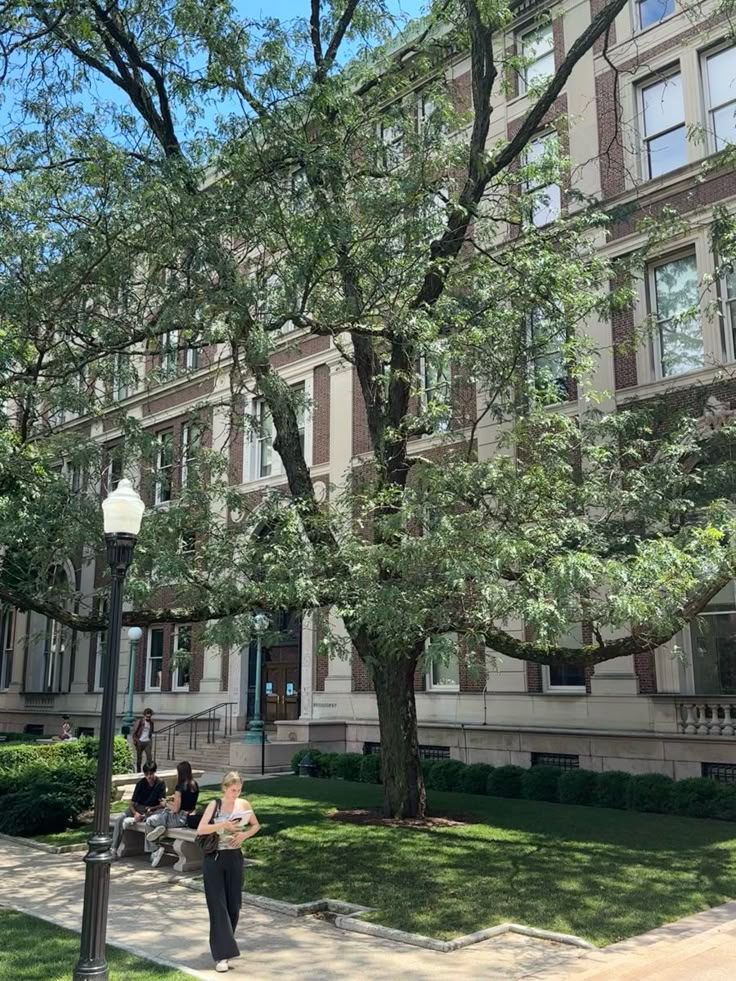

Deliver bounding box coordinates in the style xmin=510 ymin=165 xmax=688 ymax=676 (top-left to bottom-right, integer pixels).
xmin=151 ymin=701 xmax=237 ymax=763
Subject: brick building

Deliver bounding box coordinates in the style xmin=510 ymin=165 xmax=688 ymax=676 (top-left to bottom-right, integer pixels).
xmin=1 ymin=0 xmax=736 ymax=780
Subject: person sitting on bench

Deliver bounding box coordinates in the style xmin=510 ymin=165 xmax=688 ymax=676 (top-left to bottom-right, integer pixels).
xmin=144 ymin=760 xmax=200 ymax=868
xmin=111 ymin=762 xmax=166 ymax=858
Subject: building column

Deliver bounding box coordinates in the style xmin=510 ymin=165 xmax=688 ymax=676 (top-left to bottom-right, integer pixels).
xmin=299 ymin=611 xmax=315 ymax=720
xmin=323 ymin=611 xmax=353 ymax=695
xmin=199 ymin=636 xmax=224 ymax=695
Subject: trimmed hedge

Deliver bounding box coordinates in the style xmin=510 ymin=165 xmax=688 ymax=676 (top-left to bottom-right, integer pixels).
xmin=288 ymin=749 xmax=736 ymax=823
xmin=0 ymin=736 xmax=133 ymax=776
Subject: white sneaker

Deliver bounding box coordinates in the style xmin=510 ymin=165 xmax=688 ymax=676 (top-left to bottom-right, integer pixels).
xmin=215 ymin=961 xmax=229 ymax=973
xmin=122 ymin=817 xmax=136 ymax=830
xmin=116 ymin=844 xmax=126 ymax=859
xmin=146 ymin=826 xmax=166 ymax=843
xmin=151 ymin=847 xmax=165 ymax=868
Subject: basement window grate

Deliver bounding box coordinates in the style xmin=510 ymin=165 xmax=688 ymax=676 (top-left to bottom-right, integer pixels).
xmin=531 ymin=752 xmax=580 ymax=769
xmin=702 ymin=762 xmax=736 ymax=783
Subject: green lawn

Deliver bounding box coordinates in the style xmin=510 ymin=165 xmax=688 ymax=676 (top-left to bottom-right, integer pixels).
xmin=27 ymin=776 xmax=736 ymax=946
xmin=0 ymin=910 xmax=190 ymax=981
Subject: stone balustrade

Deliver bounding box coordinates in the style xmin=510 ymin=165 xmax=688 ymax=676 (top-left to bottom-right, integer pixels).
xmin=678 ymin=699 xmax=736 ymax=736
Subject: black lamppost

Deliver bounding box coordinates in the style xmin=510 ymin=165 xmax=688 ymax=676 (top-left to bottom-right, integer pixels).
xmin=74 ymin=479 xmax=145 ymax=981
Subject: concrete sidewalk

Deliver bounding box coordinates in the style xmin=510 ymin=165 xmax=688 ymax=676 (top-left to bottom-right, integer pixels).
xmin=1 ymin=841 xmax=583 ymax=980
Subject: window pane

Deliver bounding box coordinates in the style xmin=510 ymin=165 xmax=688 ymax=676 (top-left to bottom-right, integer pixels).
xmin=639 ymin=0 xmax=674 ymax=30
xmin=431 ymin=656 xmax=460 ymax=687
xmin=549 ymin=663 xmax=586 ymax=687
xmin=526 ymin=50 xmax=555 ymax=87
xmin=642 ymin=75 xmax=683 ymax=135
xmin=531 ymin=183 xmax=561 ymax=226
xmin=712 ymin=104 xmax=736 ymax=151
xmin=692 ymin=614 xmax=736 ymax=695
xmin=654 ymin=255 xmax=702 ymax=376
xmin=148 ymin=630 xmax=164 ymax=688
xmin=647 ymin=126 xmax=687 ymax=177
xmin=522 ymin=25 xmax=553 ymax=60
xmin=706 ymin=46 xmax=736 ymax=109
xmin=654 ymin=254 xmax=698 ymax=320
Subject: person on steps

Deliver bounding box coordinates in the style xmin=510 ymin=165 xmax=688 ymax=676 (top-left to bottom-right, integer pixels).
xmin=132 ymin=707 xmax=154 ymax=770
xmin=197 ymin=771 xmax=260 ymax=973
xmin=144 ymin=760 xmax=200 ymax=867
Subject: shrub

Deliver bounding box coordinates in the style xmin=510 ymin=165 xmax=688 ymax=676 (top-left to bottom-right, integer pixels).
xmin=457 ymin=763 xmax=494 ymax=795
xmin=420 ymin=758 xmax=439 ymax=782
xmin=331 ymin=753 xmax=363 ymax=782
xmin=76 ymin=736 xmax=133 ymax=775
xmin=558 ymin=769 xmax=598 ymax=806
xmin=359 ymin=753 xmax=382 ymax=784
xmin=424 ymin=759 xmax=466 ymax=792
xmin=0 ymin=758 xmax=96 ymax=837
xmin=627 ymin=773 xmax=674 ymax=813
xmin=487 ymin=765 xmax=524 ymax=798
xmin=594 ymin=771 xmax=631 ymax=809
xmin=711 ymin=786 xmax=736 ymax=822
xmin=522 ymin=766 xmax=562 ymax=802
xmin=0 ymin=735 xmax=133 ymax=777
xmin=671 ymin=778 xmax=728 ymax=818
xmin=317 ymin=752 xmax=342 ymax=778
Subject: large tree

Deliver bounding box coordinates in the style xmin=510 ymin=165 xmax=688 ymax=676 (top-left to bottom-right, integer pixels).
xmin=1 ymin=0 xmax=736 ymax=816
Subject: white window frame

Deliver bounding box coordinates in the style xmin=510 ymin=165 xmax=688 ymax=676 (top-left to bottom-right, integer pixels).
xmin=181 ymin=423 xmax=200 ymax=490
xmin=160 ymin=329 xmax=179 ymax=380
xmin=425 ymin=633 xmax=460 ymax=692
xmin=154 ymin=430 xmax=174 ymax=505
xmin=245 ymin=376 xmax=313 ymax=483
xmin=634 ymin=0 xmax=676 ymax=34
xmin=646 ymin=249 xmax=703 ymax=380
xmin=701 ymin=43 xmax=736 ymax=154
xmin=523 ymin=132 xmax=562 ymax=228
xmin=0 ymin=608 xmax=14 ymax=690
xmin=518 ymin=23 xmax=554 ymax=94
xmin=146 ymin=627 xmax=164 ymax=692
xmin=378 ymin=118 xmax=404 ymax=168
xmin=417 ymin=351 xmax=451 ymax=433
xmin=543 ymin=624 xmax=587 ymax=692
xmin=638 ymin=69 xmax=687 ymax=180
xmin=112 ymin=352 xmax=130 ymax=402
xmin=172 ymin=624 xmax=192 ymax=692
xmin=185 ymin=342 xmax=200 ymax=371
xmin=104 ymin=450 xmax=123 ymax=494
xmin=527 ymin=307 xmax=568 ymax=403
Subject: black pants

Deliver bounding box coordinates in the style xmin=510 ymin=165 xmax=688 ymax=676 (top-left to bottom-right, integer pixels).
xmin=203 ymin=850 xmax=243 ymax=962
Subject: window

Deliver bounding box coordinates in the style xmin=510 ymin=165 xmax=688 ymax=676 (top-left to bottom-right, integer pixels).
xmin=379 ymin=118 xmax=403 ymax=168
xmin=364 ymin=742 xmax=451 ymax=760
xmin=531 ymin=752 xmax=580 ymax=769
xmin=154 ymin=430 xmax=174 ymax=504
xmin=181 ymin=424 xmax=201 ymax=489
xmin=546 ymin=624 xmax=586 ymax=690
xmin=0 ymin=608 xmax=14 ymax=689
xmin=640 ymin=72 xmax=687 ymax=178
xmin=637 ymin=0 xmax=675 ymax=30
xmin=179 ymin=530 xmax=196 ymax=555
xmin=94 ymin=599 xmax=107 ymax=692
xmin=649 ymin=253 xmax=702 ymax=377
xmin=703 ymin=45 xmax=736 ymax=152
xmin=255 ymin=400 xmax=273 ymax=478
xmin=417 ymin=351 xmax=451 ymax=432
xmin=702 ymin=762 xmax=736 ymax=783
xmin=147 ymin=628 xmax=164 ymax=690
xmin=724 ymin=267 xmax=736 ymax=355
xmin=185 ymin=341 xmax=200 ymax=371
xmin=44 ymin=618 xmax=65 ymax=693
xmin=519 ymin=24 xmax=554 ymax=92
xmin=527 ymin=308 xmax=568 ymax=403
xmin=160 ymin=330 xmax=178 ymax=379
xmin=103 ymin=449 xmax=123 ymax=494
xmin=524 ymin=133 xmax=561 ymax=227
xmin=112 ymin=352 xmax=129 ymax=401
xmin=70 ymin=466 xmax=82 ymax=495
xmin=173 ymin=625 xmax=192 ymax=691
xmin=247 ymin=380 xmax=312 ymax=481
xmin=425 ymin=635 xmax=460 ymax=690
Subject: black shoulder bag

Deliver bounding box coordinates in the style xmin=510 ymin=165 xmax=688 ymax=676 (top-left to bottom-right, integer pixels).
xmin=195 ymin=798 xmax=221 ymax=855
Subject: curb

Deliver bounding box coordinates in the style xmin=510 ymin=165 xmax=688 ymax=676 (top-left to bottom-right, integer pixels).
xmin=1 ymin=902 xmax=209 ymax=979
xmin=177 ymin=877 xmax=594 ymax=952
xmin=0 ymin=832 xmax=87 ymax=855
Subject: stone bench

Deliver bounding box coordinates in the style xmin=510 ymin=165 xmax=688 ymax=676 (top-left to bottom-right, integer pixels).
xmin=116 ymin=820 xmax=201 ymax=874
xmin=111 ymin=768 xmax=204 ymax=801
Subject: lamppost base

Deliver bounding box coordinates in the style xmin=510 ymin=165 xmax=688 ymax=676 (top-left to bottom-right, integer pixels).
xmin=244 ymin=725 xmax=269 ymax=745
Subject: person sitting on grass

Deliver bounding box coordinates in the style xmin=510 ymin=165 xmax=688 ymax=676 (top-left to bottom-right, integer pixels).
xmin=110 ymin=761 xmax=166 ymax=858
xmin=144 ymin=760 xmax=200 ymax=868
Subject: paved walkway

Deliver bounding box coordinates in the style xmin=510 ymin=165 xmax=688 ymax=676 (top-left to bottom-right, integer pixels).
xmin=1 ymin=841 xmax=582 ymax=980
xmin=3 ymin=840 xmax=735 ymax=980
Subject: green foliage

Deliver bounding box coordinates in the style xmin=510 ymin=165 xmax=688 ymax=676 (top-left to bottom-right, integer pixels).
xmin=521 ymin=766 xmax=562 ymax=802
xmin=626 ymin=773 xmax=674 ymax=814
xmin=0 ymin=759 xmax=95 ymax=837
xmin=457 ymin=763 xmax=494 ymax=795
xmin=710 ymin=786 xmax=736 ymax=822
xmin=423 ymin=759 xmax=465 ymax=792
xmin=291 ymin=749 xmax=310 ymax=774
xmin=331 ymin=753 xmax=363 ymax=781
xmin=358 ymin=753 xmax=382 ymax=784
xmin=317 ymin=752 xmax=342 ymax=778
xmin=0 ymin=736 xmax=132 ymax=777
xmin=670 ymin=778 xmax=730 ymax=818
xmin=487 ymin=765 xmax=524 ymax=799
xmin=558 ymin=769 xmax=598 ymax=806
xmin=594 ymin=771 xmax=632 ymax=810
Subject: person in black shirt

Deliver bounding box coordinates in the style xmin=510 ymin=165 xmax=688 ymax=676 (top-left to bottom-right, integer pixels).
xmin=144 ymin=760 xmax=200 ymax=868
xmin=111 ymin=762 xmax=166 ymax=857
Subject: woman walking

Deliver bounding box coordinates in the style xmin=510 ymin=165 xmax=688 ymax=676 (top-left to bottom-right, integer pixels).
xmin=197 ymin=771 xmax=260 ymax=973
xmin=144 ymin=760 xmax=200 ymax=867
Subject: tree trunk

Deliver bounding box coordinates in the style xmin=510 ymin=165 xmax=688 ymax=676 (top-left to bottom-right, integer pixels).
xmin=372 ymin=656 xmax=426 ymax=819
